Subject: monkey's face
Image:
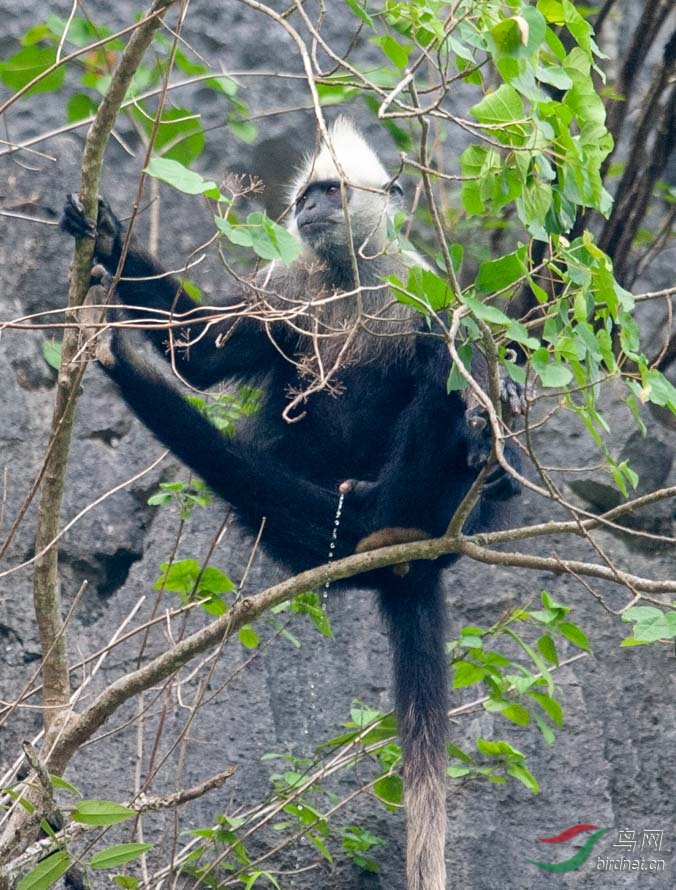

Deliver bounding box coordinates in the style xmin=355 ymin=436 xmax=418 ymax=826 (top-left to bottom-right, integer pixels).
xmin=291 ymin=178 xmax=402 ymax=266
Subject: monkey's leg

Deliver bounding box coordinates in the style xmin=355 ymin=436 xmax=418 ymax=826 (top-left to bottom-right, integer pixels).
xmin=99 ymin=332 xmax=368 ymax=565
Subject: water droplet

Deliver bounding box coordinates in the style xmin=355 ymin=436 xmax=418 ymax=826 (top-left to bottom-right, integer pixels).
xmin=323 ymin=492 xmax=344 ymax=597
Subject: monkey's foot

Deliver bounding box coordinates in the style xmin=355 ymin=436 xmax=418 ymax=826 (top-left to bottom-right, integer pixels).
xmin=94 ymin=332 xmax=116 ymax=369
xmin=499 ymin=376 xmax=526 ymax=423
xmin=80 ymin=268 xmax=116 ymax=368
xmin=355 ymin=527 xmax=431 ymax=577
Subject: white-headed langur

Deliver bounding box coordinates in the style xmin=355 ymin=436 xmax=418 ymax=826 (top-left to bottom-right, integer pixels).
xmin=62 ymin=118 xmax=522 ymax=890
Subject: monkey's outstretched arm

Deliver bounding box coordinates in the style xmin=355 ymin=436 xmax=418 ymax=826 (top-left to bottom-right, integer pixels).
xmin=61 ymin=195 xmax=276 ymax=388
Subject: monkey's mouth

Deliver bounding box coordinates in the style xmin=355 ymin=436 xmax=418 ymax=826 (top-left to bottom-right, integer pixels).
xmin=298 ymin=217 xmax=337 ymax=231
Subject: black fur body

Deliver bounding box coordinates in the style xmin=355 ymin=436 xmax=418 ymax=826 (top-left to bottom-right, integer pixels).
xmin=61 ymin=120 xmax=520 ymax=890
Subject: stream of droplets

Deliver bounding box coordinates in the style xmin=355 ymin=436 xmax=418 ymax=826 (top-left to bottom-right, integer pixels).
xmin=323 ymin=491 xmax=345 ymax=603
xmin=303 ymin=491 xmax=344 ymax=730
xmin=296 ymin=492 xmax=346 ymax=869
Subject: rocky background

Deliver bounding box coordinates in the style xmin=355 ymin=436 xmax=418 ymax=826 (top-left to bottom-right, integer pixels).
xmin=0 ymin=2 xmax=674 ymax=889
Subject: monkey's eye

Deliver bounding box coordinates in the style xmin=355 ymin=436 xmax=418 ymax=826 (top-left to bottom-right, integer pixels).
xmin=295 ymin=192 xmax=308 ymax=212
xmin=325 ymin=183 xmax=340 ymax=197
xmin=389 ymin=182 xmax=404 ymax=198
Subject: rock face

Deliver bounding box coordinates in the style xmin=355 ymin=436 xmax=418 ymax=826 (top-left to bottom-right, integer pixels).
xmin=0 ymin=5 xmax=674 ymax=889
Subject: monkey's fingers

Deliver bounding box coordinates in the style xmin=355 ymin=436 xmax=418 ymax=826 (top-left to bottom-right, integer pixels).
xmin=61 ymin=194 xmax=121 ymax=262
xmin=61 ymin=193 xmax=96 ymax=239
xmin=499 ymin=376 xmax=526 ymax=421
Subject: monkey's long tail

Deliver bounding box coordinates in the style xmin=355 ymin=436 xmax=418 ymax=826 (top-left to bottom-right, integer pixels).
xmin=379 ymin=565 xmax=448 ymax=890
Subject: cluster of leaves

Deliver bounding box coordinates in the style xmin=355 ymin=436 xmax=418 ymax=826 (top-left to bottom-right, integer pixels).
xmin=450 ymin=591 xmax=589 ymax=741
xmin=179 ymin=590 xmax=591 ymax=882
xmin=186 ymin=387 xmax=263 ymax=439
xmin=0 ymin=13 xmax=255 ymax=161
xmin=4 ymin=775 xmax=151 ymax=890
xmin=4 ymin=580 xmax=591 ymax=890
xmin=144 ymin=157 xmax=301 ymax=266
xmin=181 ymin=746 xmax=389 ymax=882
xmin=371 ymin=0 xmax=676 ymax=493
xmin=3 ymin=13 xmax=299 ymax=264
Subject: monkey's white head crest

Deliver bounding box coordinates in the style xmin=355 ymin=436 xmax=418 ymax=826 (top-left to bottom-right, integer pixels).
xmin=289 ymin=117 xmax=391 ymax=201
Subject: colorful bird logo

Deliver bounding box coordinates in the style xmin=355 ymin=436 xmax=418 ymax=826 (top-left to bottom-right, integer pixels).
xmin=523 ymin=823 xmax=612 ymax=872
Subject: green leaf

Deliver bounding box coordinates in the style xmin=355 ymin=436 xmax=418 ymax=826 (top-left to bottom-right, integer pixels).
xmin=291 ymin=592 xmax=333 ymax=638
xmin=373 ymin=774 xmax=403 ymax=808
xmin=21 ymin=23 xmax=54 ymax=46
xmin=308 ymin=834 xmax=333 ymax=864
xmin=156 ymin=560 xmax=233 ymax=597
xmin=536 ymin=63 xmax=573 ymax=90
xmin=501 ymin=703 xmax=531 ymax=726
xmin=447 ymin=342 xmax=473 ymax=392
xmin=558 ymin=621 xmax=590 ymax=651
xmin=460 ymin=145 xmax=491 ymax=215
xmin=504 ymin=320 xmax=540 ymax=349
xmin=530 ymin=348 xmax=573 ymax=387
xmin=16 ymin=852 xmax=70 ymax=890
xmin=198 ymin=565 xmax=236 ymax=596
xmin=215 ymin=213 xmax=301 ymax=265
xmin=507 ymin=762 xmax=539 ymax=793
xmin=536 ymin=633 xmax=559 ymax=666
xmin=344 ymin=0 xmax=374 ymax=27
xmin=155 ymin=559 xmax=200 ymax=594
xmin=72 ymin=800 xmax=134 ymax=826
xmin=528 ymin=691 xmax=563 ymax=726
xmin=242 ymin=871 xmax=281 ymax=890
xmin=533 ymin=712 xmax=557 ymax=744
xmin=371 ymin=35 xmax=411 ymax=69
xmin=238 ymin=625 xmax=260 ymax=649
xmin=476 ymin=738 xmax=525 ymax=759
xmin=137 ymin=107 xmax=205 ymax=165
xmin=42 ymin=339 xmax=62 ymax=371
xmin=490 ymin=18 xmax=527 ymax=58
xmin=251 ymin=212 xmax=302 ymax=265
xmin=461 ymin=294 xmax=512 ymax=325
xmin=316 ymin=75 xmax=360 ymax=105
xmin=341 ymin=824 xmax=385 ymax=873
xmin=67 ymin=93 xmax=98 ymax=123
xmin=144 ymin=157 xmax=220 ymax=197
xmin=518 ymin=178 xmax=553 ymax=238
xmin=0 ymin=46 xmax=65 ymax=95
xmin=113 ymin=877 xmax=139 ymax=890
xmin=641 ymin=369 xmax=676 ymax=410
xmin=470 ymin=84 xmax=527 ymax=145
xmin=622 ymin=607 xmax=676 ymax=643
xmin=448 ymin=743 xmax=474 ymax=763
xmin=475 ymin=246 xmax=527 ymax=294
xmin=537 ymin=0 xmax=565 ymax=26
xmin=453 ymin=660 xmax=486 ymax=687
xmin=90 ymin=843 xmax=153 ymax=870
xmin=389 ymin=267 xmax=452 ymax=313
xmin=228 ymin=117 xmax=258 ymax=144
xmin=49 ymin=774 xmax=81 ymax=796
xmin=619 ymin=637 xmax=649 ymax=648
